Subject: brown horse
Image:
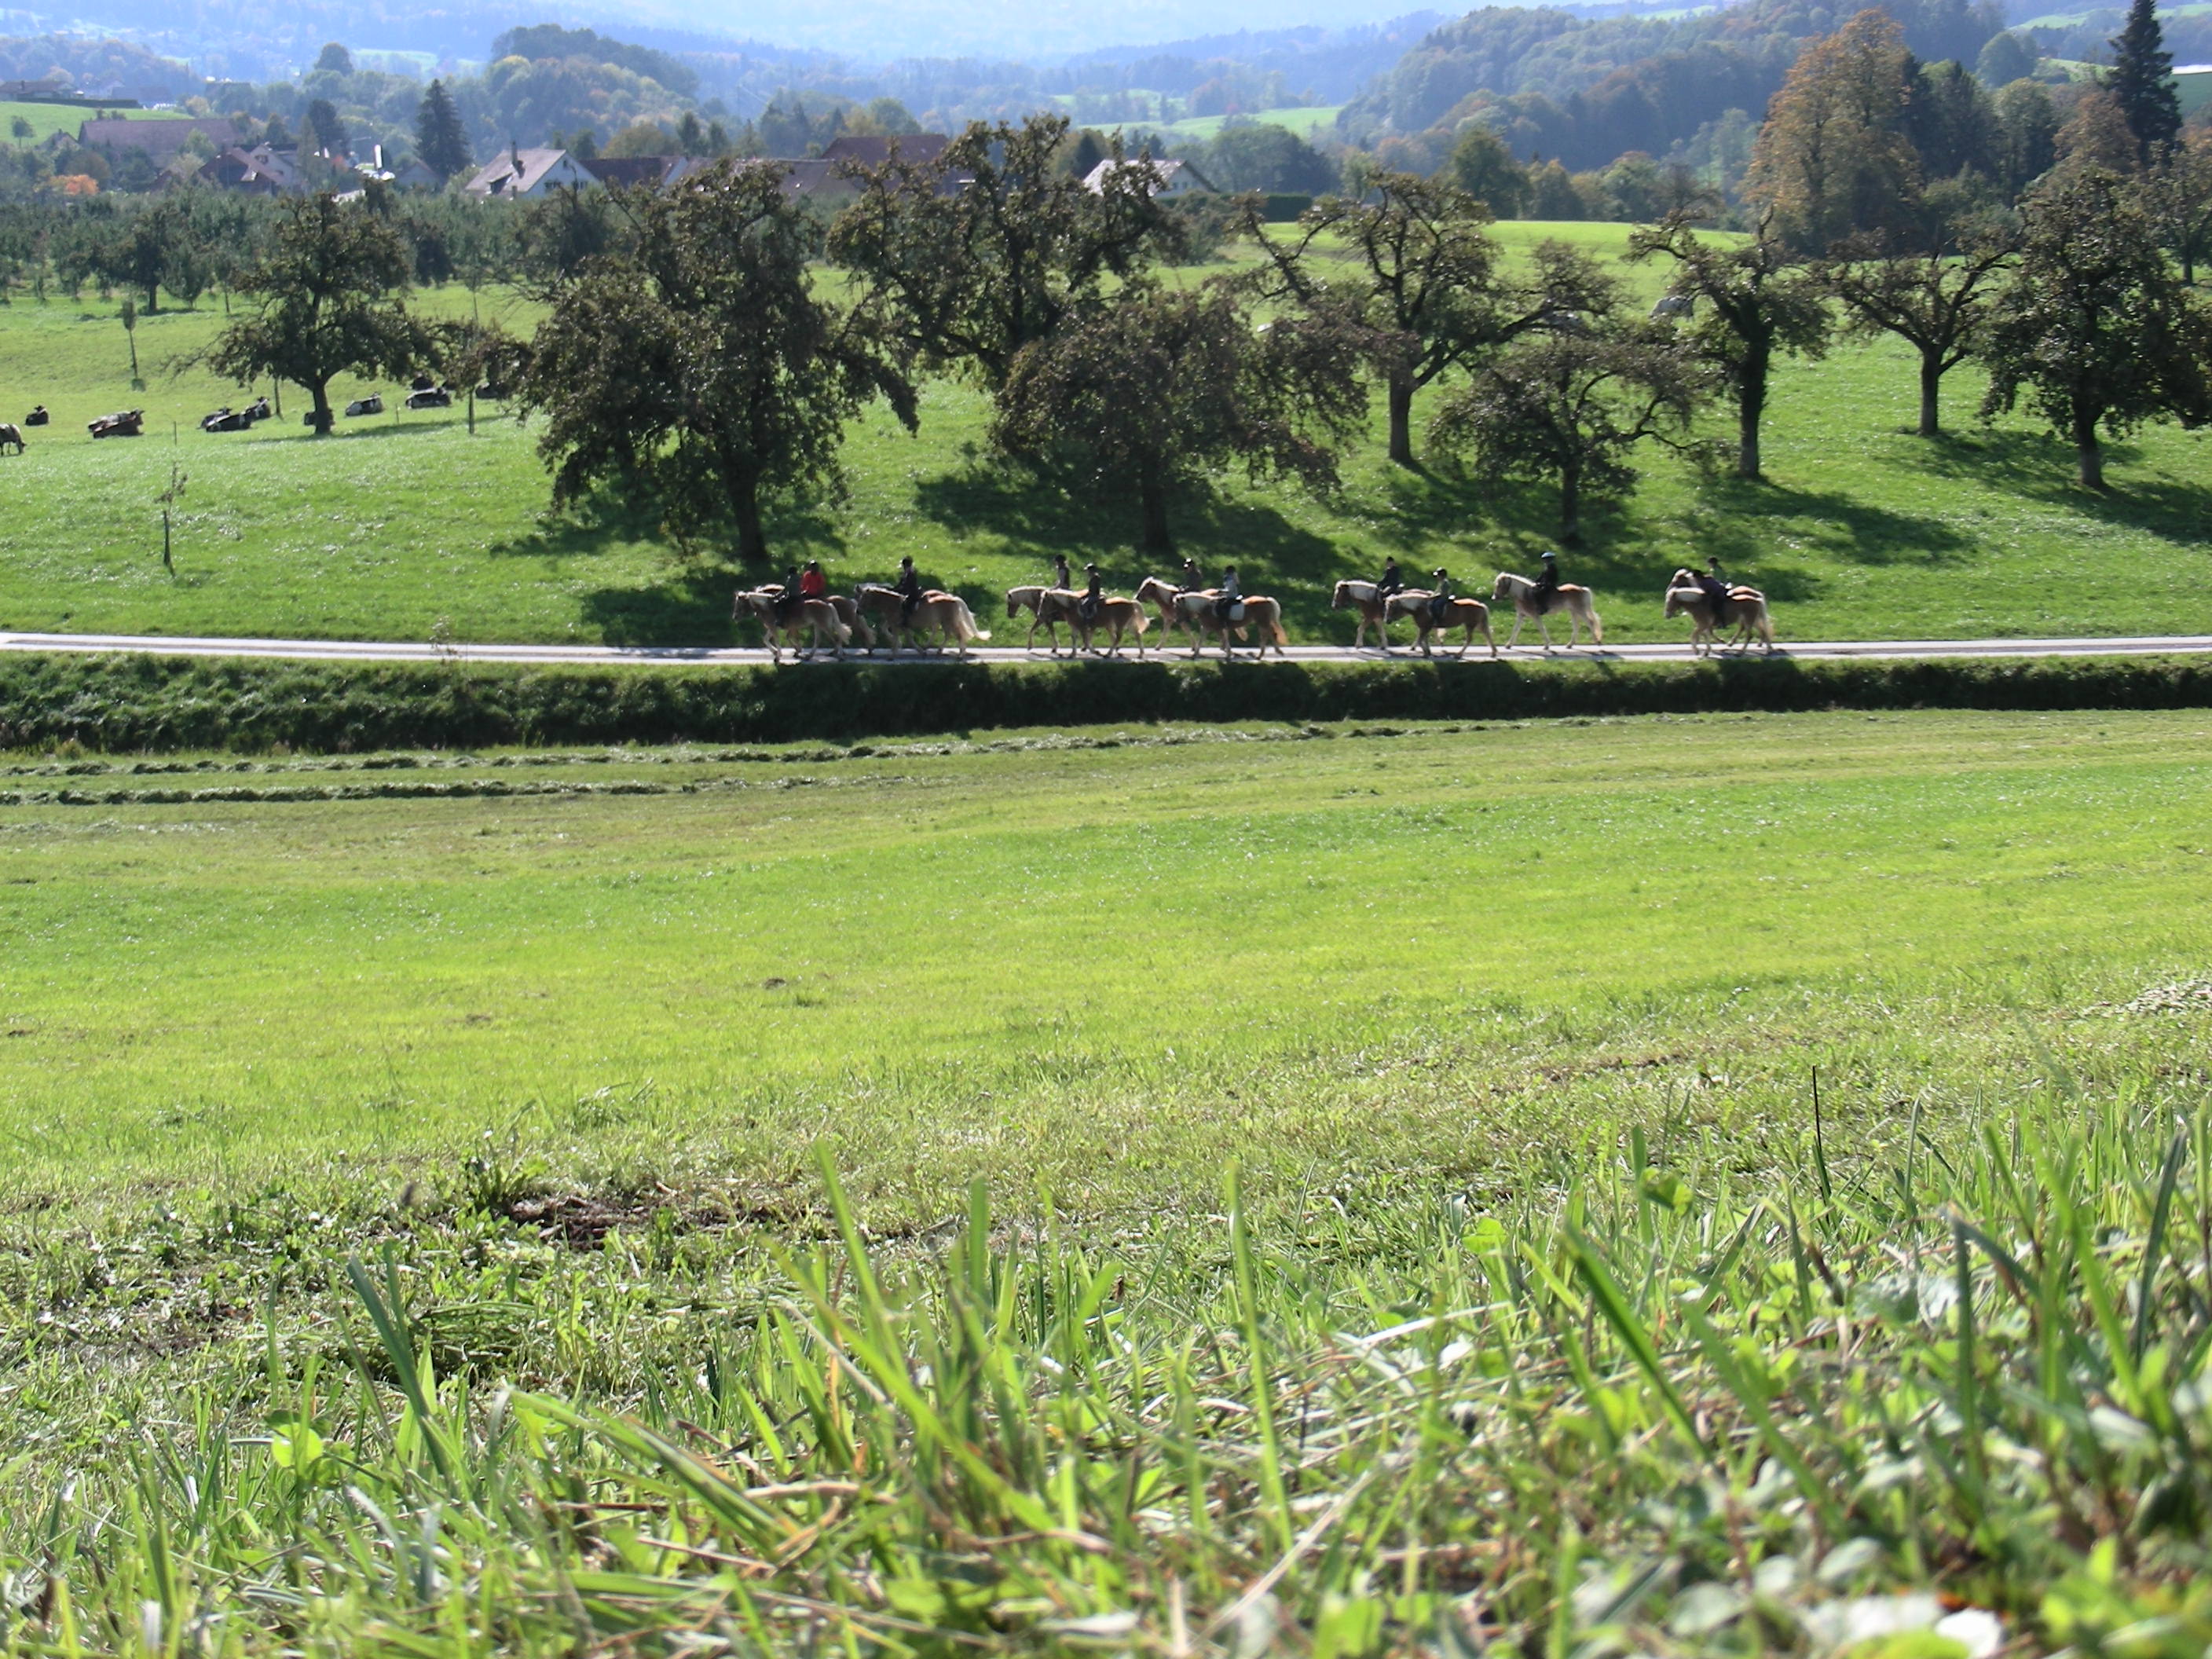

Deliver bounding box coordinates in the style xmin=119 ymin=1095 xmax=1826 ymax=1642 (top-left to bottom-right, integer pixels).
xmin=1665 ymin=573 xmax=1774 ymax=654
xmin=1331 ymin=580 xmax=1393 ymax=650
xmin=855 ymin=584 xmax=991 ymax=655
xmin=1006 ymin=584 xmax=1086 ymax=653
xmin=1385 ymin=591 xmax=1496 ymax=658
xmin=0 ymin=423 xmax=23 ymax=455
xmin=734 ymin=588 xmax=851 ymax=661
xmin=1035 ymin=588 xmax=1152 ymax=657
xmin=1133 ymin=577 xmax=1287 ymax=657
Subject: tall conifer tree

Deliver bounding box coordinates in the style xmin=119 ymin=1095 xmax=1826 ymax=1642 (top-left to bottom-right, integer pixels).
xmin=2107 ymin=0 xmax=2183 ymax=163
xmin=415 ymin=80 xmax=473 ymax=181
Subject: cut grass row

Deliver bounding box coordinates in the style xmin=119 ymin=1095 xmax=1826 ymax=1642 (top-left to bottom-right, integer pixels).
xmin=1 ymin=222 xmax=2207 ymax=646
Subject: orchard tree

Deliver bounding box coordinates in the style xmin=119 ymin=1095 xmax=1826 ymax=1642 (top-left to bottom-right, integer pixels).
xmin=1979 ymin=168 xmax=2212 ymax=489
xmin=828 ymin=113 xmax=1185 ymax=387
xmin=1244 ymin=172 xmax=1613 ymax=467
xmin=2106 ymin=0 xmax=2183 ymax=164
xmin=1445 ymin=123 xmax=1531 ymax=218
xmin=1631 ymin=210 xmax=1832 ymax=479
xmin=1430 ymin=315 xmax=1712 ymax=543
xmin=1820 ymin=215 xmax=2018 ymax=435
xmin=522 ymin=159 xmax=914 ymax=563
xmin=2144 ymin=131 xmax=2212 ymax=284
xmin=208 ymin=193 xmax=425 ymax=434
xmin=991 ymin=280 xmax=1368 ymax=554
xmin=414 ymin=79 xmax=472 ymax=181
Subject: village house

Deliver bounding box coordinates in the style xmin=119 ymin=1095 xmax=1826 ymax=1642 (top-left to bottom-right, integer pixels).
xmin=1082 ymin=156 xmax=1216 ymax=198
xmin=464 ymin=145 xmax=599 ymax=199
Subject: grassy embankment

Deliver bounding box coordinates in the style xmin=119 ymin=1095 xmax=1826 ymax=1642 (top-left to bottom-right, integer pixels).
xmin=3 ymin=709 xmax=2212 ymax=1650
xmin=1 ymin=222 xmax=2207 ymax=647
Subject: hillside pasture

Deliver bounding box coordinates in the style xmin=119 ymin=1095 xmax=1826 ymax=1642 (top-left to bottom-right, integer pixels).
xmin=0 ymin=100 xmax=188 ymax=144
xmin=0 ymin=222 xmax=2207 ymax=646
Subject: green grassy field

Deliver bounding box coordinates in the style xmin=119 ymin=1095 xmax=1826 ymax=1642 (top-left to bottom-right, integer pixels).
xmin=4 ymin=708 xmax=2212 ymax=1653
xmin=0 ymin=101 xmax=186 ymax=145
xmin=1159 ymin=104 xmax=1346 ymax=140
xmin=2 ymin=222 xmax=2207 ymax=648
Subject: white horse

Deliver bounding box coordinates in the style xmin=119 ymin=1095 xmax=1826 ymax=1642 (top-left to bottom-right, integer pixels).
xmin=1665 ymin=573 xmax=1774 ymax=654
xmin=1332 ymin=580 xmax=1394 ymax=651
xmin=1491 ymin=572 xmax=1603 ymax=651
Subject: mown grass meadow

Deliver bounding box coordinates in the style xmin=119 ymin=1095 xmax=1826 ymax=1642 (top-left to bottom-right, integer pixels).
xmin=3 ymin=709 xmax=2212 ymax=1652
xmin=1 ymin=222 xmax=2207 ymax=647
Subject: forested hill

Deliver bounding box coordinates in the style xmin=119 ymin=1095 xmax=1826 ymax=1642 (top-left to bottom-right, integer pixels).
xmin=1340 ymin=0 xmax=2005 ymax=169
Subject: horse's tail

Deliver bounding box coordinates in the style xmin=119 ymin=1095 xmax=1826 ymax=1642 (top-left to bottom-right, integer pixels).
xmin=1263 ymin=604 xmax=1288 ymax=647
xmin=1584 ymin=597 xmax=1604 ymax=644
xmin=954 ymin=599 xmax=990 ymax=643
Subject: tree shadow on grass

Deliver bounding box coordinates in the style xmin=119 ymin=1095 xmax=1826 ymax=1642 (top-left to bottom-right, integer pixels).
xmin=912 ymin=459 xmax=1360 ymax=632
xmin=1693 ymin=474 xmax=1975 ymax=569
xmin=1900 ymin=427 xmax=2212 ymax=548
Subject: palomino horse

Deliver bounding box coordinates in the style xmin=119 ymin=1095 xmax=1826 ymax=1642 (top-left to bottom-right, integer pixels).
xmin=1385 ymin=591 xmax=1497 ymax=658
xmin=1006 ymin=585 xmax=1101 ymax=654
xmin=734 ymin=588 xmax=852 ymax=661
xmin=1331 ymin=580 xmax=1394 ymax=650
xmin=855 ymin=584 xmax=991 ymax=655
xmin=1133 ymin=577 xmax=1287 ymax=658
xmin=0 ymin=423 xmax=23 ymax=455
xmin=1665 ymin=573 xmax=1774 ymax=654
xmin=1035 ymin=588 xmax=1151 ymax=657
xmin=1491 ymin=572 xmax=1603 ymax=651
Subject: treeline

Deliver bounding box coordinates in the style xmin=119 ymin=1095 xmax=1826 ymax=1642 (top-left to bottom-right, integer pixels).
xmin=1342 ymin=0 xmax=2007 ymax=172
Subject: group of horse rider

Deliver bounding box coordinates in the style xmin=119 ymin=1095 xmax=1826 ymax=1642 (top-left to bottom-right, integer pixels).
xmin=774 ymin=555 xmax=931 ymax=625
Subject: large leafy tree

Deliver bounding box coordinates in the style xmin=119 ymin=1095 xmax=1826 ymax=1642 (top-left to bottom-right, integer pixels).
xmin=1819 ymin=214 xmax=2017 ymax=436
xmin=522 ymin=159 xmax=914 ymax=563
xmin=1245 ymin=172 xmax=1612 ymax=467
xmin=1979 ymin=168 xmax=2212 ymax=489
xmin=1631 ymin=211 xmax=1833 ymax=480
xmin=207 ymin=194 xmax=425 ymax=434
xmin=991 ymin=280 xmax=1368 ymax=555
xmin=1430 ymin=250 xmax=1712 ymax=541
xmin=827 ymin=113 xmax=1185 ymax=389
xmin=414 ymin=79 xmax=472 ymax=181
xmin=2105 ymin=0 xmax=2183 ymax=166
xmin=1745 ymin=9 xmax=1921 ymax=251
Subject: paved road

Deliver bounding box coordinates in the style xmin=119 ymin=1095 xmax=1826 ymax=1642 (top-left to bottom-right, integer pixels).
xmin=2 ymin=629 xmax=2210 ymax=668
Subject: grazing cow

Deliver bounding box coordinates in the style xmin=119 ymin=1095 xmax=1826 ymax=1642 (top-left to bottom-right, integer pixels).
xmin=0 ymin=423 xmax=24 ymax=455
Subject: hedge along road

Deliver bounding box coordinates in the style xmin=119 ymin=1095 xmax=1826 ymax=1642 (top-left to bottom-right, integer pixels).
xmin=2 ymin=628 xmax=2210 ymax=666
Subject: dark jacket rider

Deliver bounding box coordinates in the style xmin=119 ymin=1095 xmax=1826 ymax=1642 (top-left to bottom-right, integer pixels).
xmin=776 ymin=567 xmax=804 ymax=621
xmin=1697 ymin=557 xmax=1730 ymax=621
xmin=1080 ymin=562 xmax=1103 ymax=623
xmin=1429 ymin=567 xmax=1452 ymax=621
xmin=1053 ymin=553 xmax=1072 ymax=592
xmin=893 ymin=556 xmax=924 ymax=621
xmin=1530 ymin=550 xmax=1562 ymax=612
xmin=1376 ymin=558 xmax=1403 ymax=599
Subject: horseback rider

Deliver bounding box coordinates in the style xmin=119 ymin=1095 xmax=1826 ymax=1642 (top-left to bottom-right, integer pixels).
xmin=1376 ymin=557 xmax=1403 ymax=600
xmin=1530 ymin=549 xmax=1562 ymax=613
xmin=1215 ymin=564 xmax=1242 ymax=624
xmin=1053 ymin=553 xmax=1072 ymax=592
xmin=775 ymin=566 xmax=804 ymax=622
xmin=1079 ymin=562 xmax=1103 ymax=625
xmin=1695 ymin=556 xmax=1730 ymax=624
xmin=893 ymin=555 xmax=924 ymax=624
xmin=1429 ymin=567 xmax=1452 ymax=622
xmin=799 ymin=559 xmax=828 ymax=601
xmin=1180 ymin=557 xmax=1205 ymax=593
